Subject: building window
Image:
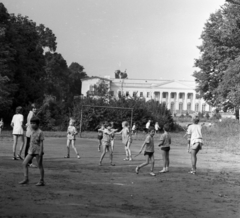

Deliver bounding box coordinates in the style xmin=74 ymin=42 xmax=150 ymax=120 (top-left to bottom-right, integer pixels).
xmin=187 ymin=103 xmax=191 ymax=112
xmin=179 ymin=103 xmax=183 ymax=112
xmin=140 ymin=92 xmax=143 ymax=97
xmin=195 ymin=103 xmax=199 ymax=112
xmin=179 ymin=93 xmax=183 ymax=99
xmin=171 ymin=93 xmax=175 ymax=98
xmin=202 ymin=104 xmax=206 ymax=112
xmin=147 ymin=92 xmax=150 ymax=98
xmin=163 ymin=93 xmax=167 ymax=98
xmin=118 ymin=91 xmax=121 ymax=97
xmin=126 ymin=91 xmax=129 ymax=97
xmin=187 ymin=93 xmax=192 ymax=99
xmin=133 ymin=92 xmax=137 ymax=97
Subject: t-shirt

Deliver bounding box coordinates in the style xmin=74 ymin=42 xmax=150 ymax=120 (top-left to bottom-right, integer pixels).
xmin=102 ymin=129 xmax=111 ymax=144
xmin=11 ymin=114 xmax=24 ymax=135
xmin=155 ymin=123 xmax=159 ymax=131
xmin=121 ymin=127 xmax=131 ymax=144
xmin=28 ymin=129 xmax=44 ymax=155
xmin=187 ymin=124 xmax=203 ymax=145
xmin=26 ymin=111 xmax=34 ymax=137
xmin=159 ymin=132 xmax=171 ymax=148
xmin=146 ymin=122 xmax=150 ymax=129
xmin=67 ymin=126 xmax=77 ymax=140
xmin=132 ymin=125 xmax=136 ymax=131
xmin=144 ymin=135 xmax=154 ymax=153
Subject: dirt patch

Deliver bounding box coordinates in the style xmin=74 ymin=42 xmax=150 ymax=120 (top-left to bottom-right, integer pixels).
xmin=0 ymin=136 xmax=240 ymax=218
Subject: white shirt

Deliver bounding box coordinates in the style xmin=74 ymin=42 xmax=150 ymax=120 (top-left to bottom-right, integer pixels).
xmin=187 ymin=124 xmax=203 ymax=145
xmin=146 ymin=122 xmax=150 ymax=129
xmin=11 ymin=114 xmax=24 ymax=135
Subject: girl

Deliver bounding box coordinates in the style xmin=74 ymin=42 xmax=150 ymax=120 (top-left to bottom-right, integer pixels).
xmin=158 ymin=124 xmax=171 ymax=173
xmin=187 ymin=116 xmax=203 ymax=175
xmin=99 ymin=122 xmax=117 ymax=166
xmin=97 ymin=123 xmax=104 ymax=152
xmin=64 ymin=119 xmax=80 ymax=159
xmin=116 ymin=121 xmax=132 ymax=161
xmin=135 ymin=127 xmax=156 ymax=176
xmin=11 ymin=106 xmax=25 ymax=160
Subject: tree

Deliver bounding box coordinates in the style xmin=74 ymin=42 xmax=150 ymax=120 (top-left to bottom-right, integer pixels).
xmin=114 ymin=70 xmax=128 ymax=79
xmin=194 ymin=2 xmax=240 ymax=109
xmin=0 ymin=74 xmax=12 ymax=112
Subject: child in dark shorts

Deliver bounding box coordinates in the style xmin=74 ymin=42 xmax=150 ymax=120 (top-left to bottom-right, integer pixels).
xmin=158 ymin=124 xmax=171 ymax=173
xmin=135 ymin=127 xmax=156 ymax=176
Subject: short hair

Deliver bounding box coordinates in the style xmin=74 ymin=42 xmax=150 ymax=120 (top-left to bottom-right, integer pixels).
xmin=104 ymin=122 xmax=110 ymax=128
xmin=163 ymin=124 xmax=170 ymax=131
xmin=16 ymin=106 xmax=22 ymax=114
xmin=148 ymin=127 xmax=155 ymax=132
xmin=122 ymin=121 xmax=129 ymax=127
xmin=30 ymin=116 xmax=40 ymax=125
xmin=193 ymin=116 xmax=200 ymax=124
xmin=31 ymin=103 xmax=36 ymax=110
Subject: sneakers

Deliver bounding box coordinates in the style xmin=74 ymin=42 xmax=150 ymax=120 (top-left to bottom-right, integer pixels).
xmin=135 ymin=166 xmax=139 ymax=174
xmin=12 ymin=157 xmax=18 ymax=160
xmin=17 ymin=155 xmax=23 ymax=160
xmin=150 ymin=172 xmax=156 ymax=176
xmin=36 ymin=181 xmax=45 ymax=186
xmin=129 ymin=158 xmax=133 ymax=161
xmin=123 ymin=158 xmax=129 ymax=161
xmin=188 ymin=170 xmax=196 ymax=175
xmin=19 ymin=179 xmax=29 ymax=184
xmin=77 ymin=155 xmax=80 ymax=159
xmin=159 ymin=169 xmax=167 ymax=173
xmin=29 ymin=163 xmax=37 ymax=168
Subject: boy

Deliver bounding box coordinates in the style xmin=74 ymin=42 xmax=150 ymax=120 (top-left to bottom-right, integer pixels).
xmin=135 ymin=127 xmax=156 ymax=176
xmin=158 ymin=124 xmax=171 ymax=173
xmin=19 ymin=117 xmax=45 ymax=186
xmin=187 ymin=116 xmax=203 ymax=175
xmin=99 ymin=123 xmax=117 ymax=166
xmin=64 ymin=119 xmax=80 ymax=159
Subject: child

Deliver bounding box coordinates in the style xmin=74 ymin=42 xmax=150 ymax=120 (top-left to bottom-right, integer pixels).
xmin=155 ymin=122 xmax=160 ymax=133
xmin=116 ymin=121 xmax=132 ymax=161
xmin=183 ymin=124 xmax=191 ymax=151
xmin=0 ymin=118 xmax=3 ymax=135
xmin=97 ymin=123 xmax=104 ymax=152
xmin=158 ymin=124 xmax=171 ymax=173
xmin=11 ymin=106 xmax=25 ymax=160
xmin=99 ymin=122 xmax=117 ymax=166
xmin=19 ymin=116 xmax=45 ymax=186
xmin=132 ymin=122 xmax=137 ymax=138
xmin=135 ymin=127 xmax=156 ymax=176
xmin=187 ymin=116 xmax=203 ymax=175
xmin=64 ymin=119 xmax=80 ymax=159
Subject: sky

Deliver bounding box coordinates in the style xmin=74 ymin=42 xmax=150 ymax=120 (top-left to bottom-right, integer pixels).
xmin=1 ymin=0 xmax=226 ymax=80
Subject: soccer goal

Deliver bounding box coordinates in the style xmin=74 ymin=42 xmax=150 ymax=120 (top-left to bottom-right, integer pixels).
xmin=79 ymin=105 xmax=133 ymax=137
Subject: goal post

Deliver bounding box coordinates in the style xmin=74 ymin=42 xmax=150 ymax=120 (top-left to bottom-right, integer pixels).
xmin=79 ymin=105 xmax=133 ymax=137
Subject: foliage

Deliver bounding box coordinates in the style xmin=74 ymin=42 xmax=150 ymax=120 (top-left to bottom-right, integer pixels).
xmin=114 ymin=70 xmax=128 ymax=79
xmin=194 ymin=2 xmax=240 ymax=109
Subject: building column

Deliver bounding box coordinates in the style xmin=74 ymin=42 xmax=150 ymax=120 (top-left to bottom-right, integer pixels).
xmin=184 ymin=92 xmax=188 ymax=111
xmin=159 ymin=92 xmax=162 ymax=103
xmin=167 ymin=92 xmax=171 ymax=109
xmin=175 ymin=92 xmax=179 ymax=111
xmin=192 ymin=93 xmax=196 ymax=111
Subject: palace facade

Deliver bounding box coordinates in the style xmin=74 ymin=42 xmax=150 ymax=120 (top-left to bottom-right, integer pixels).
xmin=81 ymin=77 xmax=212 ymax=114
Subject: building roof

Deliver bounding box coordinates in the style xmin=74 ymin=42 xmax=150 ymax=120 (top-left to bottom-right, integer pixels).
xmin=81 ymin=76 xmax=112 ymax=82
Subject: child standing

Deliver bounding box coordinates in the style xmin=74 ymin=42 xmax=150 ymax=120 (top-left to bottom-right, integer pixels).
xmin=135 ymin=127 xmax=156 ymax=176
xmin=11 ymin=106 xmax=25 ymax=160
xmin=0 ymin=118 xmax=3 ymax=135
xmin=116 ymin=121 xmax=132 ymax=161
xmin=155 ymin=122 xmax=160 ymax=133
xmin=97 ymin=123 xmax=104 ymax=152
xmin=19 ymin=116 xmax=45 ymax=186
xmin=99 ymin=123 xmax=117 ymax=166
xmin=64 ymin=119 xmax=80 ymax=159
xmin=158 ymin=124 xmax=171 ymax=173
xmin=110 ymin=122 xmax=118 ymax=152
xmin=187 ymin=116 xmax=203 ymax=175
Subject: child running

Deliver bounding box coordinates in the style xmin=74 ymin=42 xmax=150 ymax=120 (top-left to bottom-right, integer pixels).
xmin=99 ymin=122 xmax=117 ymax=166
xmin=19 ymin=116 xmax=45 ymax=186
xmin=187 ymin=116 xmax=203 ymax=175
xmin=135 ymin=127 xmax=156 ymax=176
xmin=97 ymin=123 xmax=104 ymax=152
xmin=64 ymin=119 xmax=80 ymax=159
xmin=116 ymin=121 xmax=132 ymax=161
xmin=158 ymin=124 xmax=171 ymax=173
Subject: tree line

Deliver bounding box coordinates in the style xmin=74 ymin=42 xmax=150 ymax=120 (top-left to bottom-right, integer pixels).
xmin=0 ymin=3 xmax=88 ymax=126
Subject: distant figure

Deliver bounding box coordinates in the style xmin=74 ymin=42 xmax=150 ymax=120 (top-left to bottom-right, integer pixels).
xmin=132 ymin=122 xmax=137 ymax=136
xmin=145 ymin=120 xmax=151 ymax=133
xmin=11 ymin=106 xmax=25 ymax=160
xmin=0 ymin=118 xmax=4 ymax=135
xmin=154 ymin=122 xmax=160 ymax=133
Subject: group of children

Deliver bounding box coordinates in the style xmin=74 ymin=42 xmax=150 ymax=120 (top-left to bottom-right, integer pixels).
xmin=9 ymin=106 xmax=203 ymax=186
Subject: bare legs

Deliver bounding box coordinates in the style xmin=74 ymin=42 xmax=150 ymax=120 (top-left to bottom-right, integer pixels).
xmin=65 ymin=139 xmax=80 ymax=158
xmin=136 ymin=154 xmax=155 ymax=175
xmin=99 ymin=144 xmax=114 ymax=166
xmin=124 ymin=141 xmax=132 ymax=161
xmin=191 ymin=149 xmax=199 ymax=172
xmin=13 ymin=135 xmax=24 ymax=159
xmin=160 ymin=150 xmax=170 ymax=172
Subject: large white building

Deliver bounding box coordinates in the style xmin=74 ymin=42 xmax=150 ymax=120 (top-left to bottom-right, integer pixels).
xmin=81 ymin=77 xmax=212 ymax=114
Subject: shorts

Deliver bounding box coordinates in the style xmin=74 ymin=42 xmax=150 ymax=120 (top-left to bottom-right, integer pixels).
xmin=161 ymin=147 xmax=170 ymax=152
xmin=144 ymin=151 xmax=154 ymax=158
xmin=102 ymin=141 xmax=110 ymax=147
xmin=191 ymin=142 xmax=202 ymax=151
xmin=29 ymin=152 xmax=44 ymax=157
